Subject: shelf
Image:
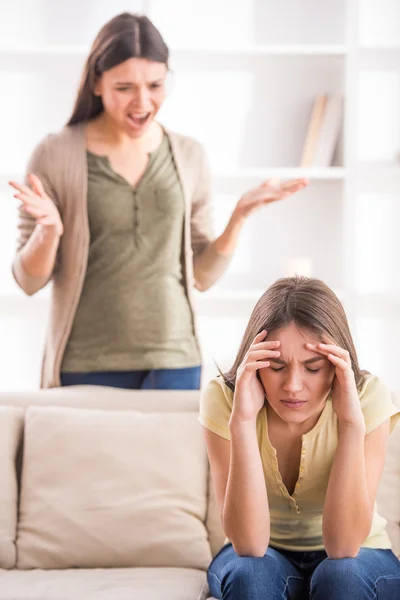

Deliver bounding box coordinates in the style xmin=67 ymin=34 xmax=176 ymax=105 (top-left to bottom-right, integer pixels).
xmin=355 ymin=164 xmax=400 ymax=177
xmin=0 ymin=46 xmax=88 ymax=57
xmin=1 ymin=167 xmax=347 ymax=186
xmin=0 ymin=44 xmax=400 ymax=57
xmin=358 ymin=44 xmax=400 ymax=51
xmin=214 ymin=167 xmax=347 ymax=181
xmin=0 ymin=44 xmax=348 ymax=58
xmin=171 ymin=45 xmax=348 ymax=57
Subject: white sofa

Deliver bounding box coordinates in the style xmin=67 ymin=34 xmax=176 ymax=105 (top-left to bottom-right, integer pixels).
xmin=0 ymin=386 xmax=399 ymax=600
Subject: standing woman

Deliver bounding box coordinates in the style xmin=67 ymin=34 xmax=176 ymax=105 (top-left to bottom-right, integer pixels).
xmin=10 ymin=13 xmax=307 ymax=390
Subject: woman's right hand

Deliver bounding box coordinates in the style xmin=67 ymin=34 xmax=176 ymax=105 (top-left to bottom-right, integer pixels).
xmin=231 ymin=330 xmax=280 ymax=424
xmin=9 ymin=174 xmax=63 ymax=237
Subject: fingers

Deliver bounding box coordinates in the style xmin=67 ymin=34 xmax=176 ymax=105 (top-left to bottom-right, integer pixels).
xmin=306 ymin=342 xmax=351 ymax=369
xmin=308 ymin=343 xmax=350 ymax=361
xmin=258 ymin=178 xmax=308 ymax=195
xmin=10 ymin=175 xmax=48 ymax=200
xmin=9 ymin=181 xmax=34 ymax=196
xmin=281 ymin=178 xmax=308 ymax=191
xmin=253 ymin=330 xmax=268 ymax=343
xmin=28 ymin=174 xmax=47 ymax=197
xmin=260 ymin=178 xmax=281 ymax=189
xmin=242 ymin=361 xmax=271 ymax=372
xmin=247 ymin=349 xmax=280 ymax=362
xmin=252 ymin=341 xmax=280 ymax=351
xmin=260 ymin=178 xmax=307 ymax=189
xmin=324 ymin=353 xmax=349 ymax=371
xmin=13 ymin=195 xmax=49 ymax=221
xmin=247 ymin=179 xmax=307 ymax=207
xmin=242 ymin=331 xmax=281 ymax=371
xmin=13 ymin=192 xmax=44 ymax=208
xmin=250 ymin=332 xmax=281 ymax=351
xmin=320 ymin=344 xmax=351 ymax=368
xmin=238 ymin=330 xmax=278 ymax=375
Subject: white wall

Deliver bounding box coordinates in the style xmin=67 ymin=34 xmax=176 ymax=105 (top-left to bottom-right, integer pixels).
xmin=0 ymin=0 xmax=399 ymax=390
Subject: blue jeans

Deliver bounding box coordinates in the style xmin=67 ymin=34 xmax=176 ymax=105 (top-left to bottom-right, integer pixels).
xmin=208 ymin=543 xmax=400 ymax=599
xmin=60 ymin=366 xmax=201 ymax=390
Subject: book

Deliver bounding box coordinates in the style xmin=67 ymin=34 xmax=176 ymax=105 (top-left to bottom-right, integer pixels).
xmin=312 ymin=95 xmax=343 ymax=167
xmin=300 ymin=95 xmax=328 ymax=167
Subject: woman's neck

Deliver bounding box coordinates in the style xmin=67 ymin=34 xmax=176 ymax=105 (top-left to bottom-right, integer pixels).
xmin=86 ymin=114 xmax=163 ymax=153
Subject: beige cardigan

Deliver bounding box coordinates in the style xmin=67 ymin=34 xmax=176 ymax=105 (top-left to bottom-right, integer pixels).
xmin=13 ymin=124 xmax=231 ymax=388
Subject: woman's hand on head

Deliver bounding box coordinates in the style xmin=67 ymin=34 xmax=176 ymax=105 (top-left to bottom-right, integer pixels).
xmin=233 ymin=178 xmax=308 ymax=221
xmin=230 ymin=330 xmax=280 ymax=425
xmin=9 ymin=174 xmax=63 ymax=237
xmin=306 ymin=341 xmax=365 ymax=430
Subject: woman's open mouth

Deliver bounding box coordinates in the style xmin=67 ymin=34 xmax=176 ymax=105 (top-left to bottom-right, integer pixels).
xmin=127 ymin=112 xmax=151 ymax=128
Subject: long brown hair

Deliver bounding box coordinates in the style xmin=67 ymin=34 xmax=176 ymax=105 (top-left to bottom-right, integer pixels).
xmin=223 ymin=276 xmax=365 ymax=391
xmin=67 ymin=13 xmax=169 ymax=126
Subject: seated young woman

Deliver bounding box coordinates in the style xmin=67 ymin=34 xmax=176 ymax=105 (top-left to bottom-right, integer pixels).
xmin=200 ymin=276 xmax=400 ymax=600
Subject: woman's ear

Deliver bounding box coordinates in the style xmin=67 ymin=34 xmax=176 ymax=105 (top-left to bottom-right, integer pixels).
xmin=92 ymin=77 xmax=102 ymax=97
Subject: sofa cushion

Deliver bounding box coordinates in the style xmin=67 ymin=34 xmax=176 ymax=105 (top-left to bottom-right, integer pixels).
xmin=17 ymin=406 xmax=212 ymax=570
xmin=0 ymin=567 xmax=209 ymax=599
xmin=0 ymin=386 xmax=201 ymax=412
xmin=0 ymin=407 xmax=24 ymax=569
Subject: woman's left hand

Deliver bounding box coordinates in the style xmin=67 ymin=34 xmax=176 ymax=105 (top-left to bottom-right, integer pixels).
xmin=306 ymin=341 xmax=365 ymax=430
xmin=233 ymin=178 xmax=308 ymax=220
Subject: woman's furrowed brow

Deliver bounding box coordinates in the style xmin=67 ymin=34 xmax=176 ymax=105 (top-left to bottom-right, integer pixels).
xmin=115 ymin=78 xmax=165 ymax=85
xmin=303 ymin=356 xmax=326 ymax=365
xmin=269 ymin=356 xmax=326 ymax=365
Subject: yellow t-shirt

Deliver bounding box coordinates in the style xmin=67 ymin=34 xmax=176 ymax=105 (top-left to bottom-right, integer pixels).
xmin=199 ymin=374 xmax=400 ymax=552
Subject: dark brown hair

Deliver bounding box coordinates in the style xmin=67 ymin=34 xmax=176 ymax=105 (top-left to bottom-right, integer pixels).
xmin=223 ymin=276 xmax=366 ymax=391
xmin=67 ymin=13 xmax=169 ymax=126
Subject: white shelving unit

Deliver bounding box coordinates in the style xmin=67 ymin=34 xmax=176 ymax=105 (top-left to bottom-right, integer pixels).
xmin=214 ymin=167 xmax=347 ymax=181
xmin=0 ymin=45 xmax=349 ymax=57
xmin=0 ymin=0 xmax=399 ymax=390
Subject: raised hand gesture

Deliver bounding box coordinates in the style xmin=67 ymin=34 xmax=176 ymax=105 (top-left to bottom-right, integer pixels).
xmin=10 ymin=174 xmax=63 ymax=237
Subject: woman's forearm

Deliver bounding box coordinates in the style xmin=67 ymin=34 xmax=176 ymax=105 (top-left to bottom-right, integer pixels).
xmin=19 ymin=224 xmax=60 ymax=278
xmin=223 ymin=418 xmax=270 ymax=557
xmin=192 ymin=211 xmax=244 ymax=290
xmin=323 ymin=423 xmax=370 ymax=558
xmin=212 ymin=211 xmax=245 ymax=255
